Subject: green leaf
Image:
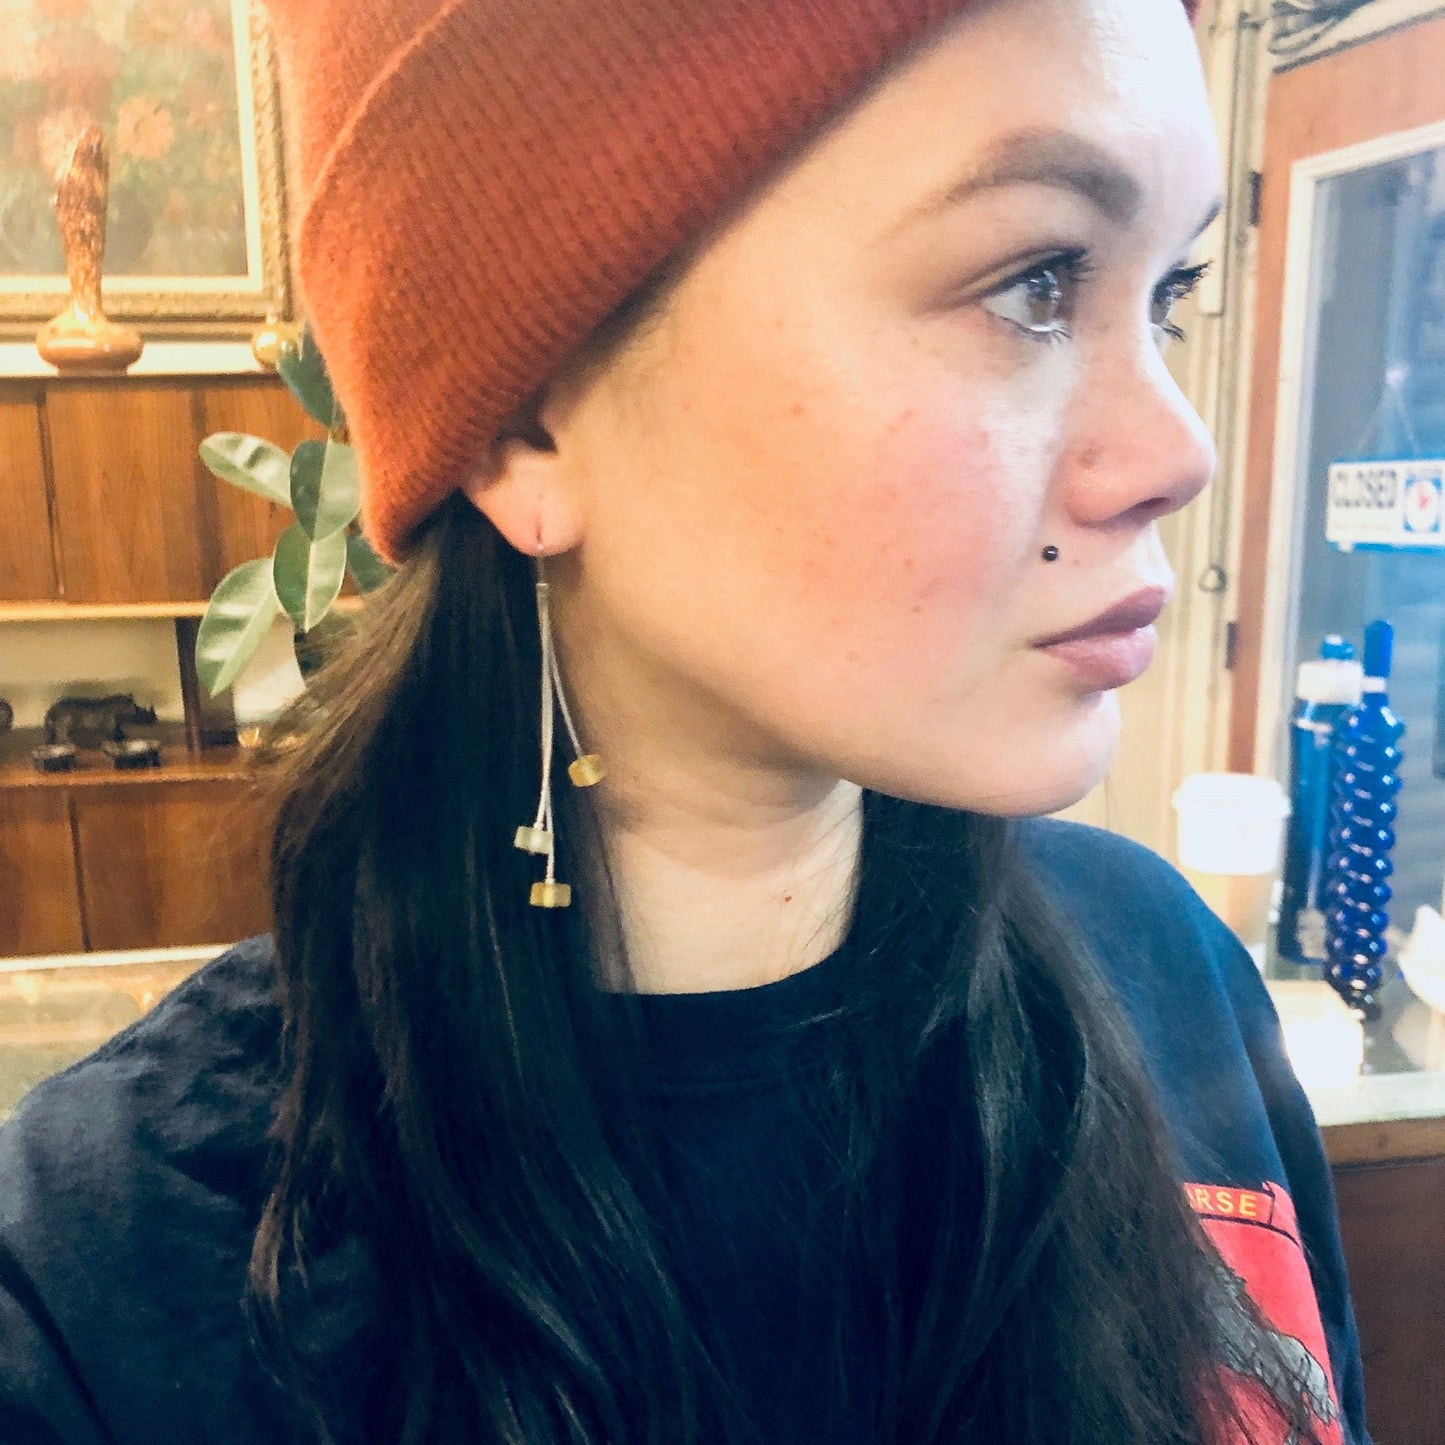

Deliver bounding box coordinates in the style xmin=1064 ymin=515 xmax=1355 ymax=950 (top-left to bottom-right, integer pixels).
xmin=288 ymin=441 xmax=325 ymax=538
xmin=273 ymin=523 xmax=347 ymax=633
xmin=276 ymin=327 xmax=339 ymax=429
xmin=291 ymin=439 xmax=360 ymax=540
xmin=345 ymin=530 xmax=394 ymax=592
xmin=199 ymin=433 xmax=292 ymax=507
xmin=195 ymin=558 xmax=282 ymax=696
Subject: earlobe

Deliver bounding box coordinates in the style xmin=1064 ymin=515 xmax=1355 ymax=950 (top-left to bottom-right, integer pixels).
xmin=459 ymin=433 xmax=585 ymax=556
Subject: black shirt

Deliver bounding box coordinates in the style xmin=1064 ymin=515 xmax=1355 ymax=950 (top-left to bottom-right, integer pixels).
xmin=0 ymin=819 xmax=1371 ymax=1443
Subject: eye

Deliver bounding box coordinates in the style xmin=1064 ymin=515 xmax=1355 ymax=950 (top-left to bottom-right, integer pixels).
xmin=1151 ymin=261 xmax=1210 ymax=345
xmin=980 ymin=249 xmax=1093 ymax=343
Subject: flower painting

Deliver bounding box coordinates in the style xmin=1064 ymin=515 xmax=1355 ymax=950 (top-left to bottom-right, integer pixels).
xmin=0 ymin=0 xmax=291 ymax=327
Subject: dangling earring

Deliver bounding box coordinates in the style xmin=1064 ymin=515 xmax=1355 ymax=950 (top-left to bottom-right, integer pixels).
xmin=514 ymin=554 xmax=605 ymax=907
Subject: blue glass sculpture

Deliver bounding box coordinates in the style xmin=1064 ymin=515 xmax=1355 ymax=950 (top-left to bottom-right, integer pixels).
xmin=1323 ymin=620 xmax=1404 ymax=1020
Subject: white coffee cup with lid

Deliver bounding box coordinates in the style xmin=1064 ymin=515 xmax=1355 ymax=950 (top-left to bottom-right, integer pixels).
xmin=1171 ymin=772 xmax=1292 ymax=966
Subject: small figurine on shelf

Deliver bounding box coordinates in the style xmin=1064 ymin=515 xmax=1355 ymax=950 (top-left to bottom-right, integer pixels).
xmin=34 ymin=126 xmax=143 ymax=373
xmin=101 ymin=739 xmax=163 ymax=770
xmin=43 ymin=693 xmax=158 ymax=751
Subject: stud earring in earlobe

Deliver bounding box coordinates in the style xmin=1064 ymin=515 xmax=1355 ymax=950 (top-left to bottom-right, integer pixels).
xmin=515 ymin=554 xmax=605 ymax=908
xmin=1041 ymin=545 xmax=1060 ymax=563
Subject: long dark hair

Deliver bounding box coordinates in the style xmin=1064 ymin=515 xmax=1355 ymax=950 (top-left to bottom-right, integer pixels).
xmin=242 ymin=270 xmax=1323 ymax=1445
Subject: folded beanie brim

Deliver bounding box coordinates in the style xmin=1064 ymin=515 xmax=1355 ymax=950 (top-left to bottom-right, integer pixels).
xmin=266 ymin=0 xmax=1198 ymax=562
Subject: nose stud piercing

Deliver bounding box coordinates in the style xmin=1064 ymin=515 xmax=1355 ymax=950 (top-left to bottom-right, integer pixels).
xmin=1041 ymin=545 xmax=1060 ymax=563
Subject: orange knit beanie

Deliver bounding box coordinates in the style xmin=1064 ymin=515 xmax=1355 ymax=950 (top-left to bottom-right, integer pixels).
xmin=261 ymin=0 xmax=1197 ymax=563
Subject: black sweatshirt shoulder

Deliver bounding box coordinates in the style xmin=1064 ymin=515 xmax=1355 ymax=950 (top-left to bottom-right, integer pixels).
xmin=0 ymin=937 xmax=297 ymax=1444
xmin=0 ymin=821 xmax=1374 ymax=1445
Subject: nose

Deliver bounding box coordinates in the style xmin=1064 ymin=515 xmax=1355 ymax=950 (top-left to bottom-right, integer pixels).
xmin=1061 ymin=335 xmax=1216 ymax=530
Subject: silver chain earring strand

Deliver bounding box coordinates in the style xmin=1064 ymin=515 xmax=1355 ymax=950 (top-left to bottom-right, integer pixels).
xmin=514 ymin=554 xmax=605 ymax=907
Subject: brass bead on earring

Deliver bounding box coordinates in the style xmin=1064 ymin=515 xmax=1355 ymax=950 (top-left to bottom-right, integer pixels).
xmin=1041 ymin=545 xmax=1060 ymax=563
xmin=514 ymin=553 xmax=605 ymax=908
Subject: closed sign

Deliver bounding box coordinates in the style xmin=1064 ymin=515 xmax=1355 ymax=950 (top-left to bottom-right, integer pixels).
xmin=1326 ymin=459 xmax=1445 ymax=550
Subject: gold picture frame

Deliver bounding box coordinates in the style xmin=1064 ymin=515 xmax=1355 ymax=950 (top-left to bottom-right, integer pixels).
xmin=0 ymin=0 xmax=292 ymax=333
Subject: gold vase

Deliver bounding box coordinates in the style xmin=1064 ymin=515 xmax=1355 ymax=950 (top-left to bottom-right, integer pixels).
xmin=250 ymin=312 xmax=302 ymax=370
xmin=35 ymin=127 xmax=143 ymax=373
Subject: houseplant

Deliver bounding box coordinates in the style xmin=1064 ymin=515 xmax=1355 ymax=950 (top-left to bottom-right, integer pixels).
xmin=195 ymin=328 xmax=392 ymax=699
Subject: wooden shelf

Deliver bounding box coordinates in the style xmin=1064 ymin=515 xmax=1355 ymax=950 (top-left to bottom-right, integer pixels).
xmin=0 ymin=343 xmax=266 ymax=381
xmin=0 ymin=595 xmax=364 ymax=623
xmin=1324 ymin=1114 xmax=1445 ymax=1166
xmin=0 ymin=601 xmax=208 ymax=621
xmin=0 ymin=744 xmax=256 ymax=791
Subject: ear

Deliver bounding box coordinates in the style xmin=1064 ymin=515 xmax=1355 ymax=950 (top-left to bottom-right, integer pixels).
xmin=459 ymin=391 xmax=585 ymax=556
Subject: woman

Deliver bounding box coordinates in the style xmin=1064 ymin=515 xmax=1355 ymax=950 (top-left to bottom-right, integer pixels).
xmin=0 ymin=0 xmax=1370 ymax=1442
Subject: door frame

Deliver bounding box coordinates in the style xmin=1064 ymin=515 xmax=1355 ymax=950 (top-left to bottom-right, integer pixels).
xmin=1251 ymin=116 xmax=1445 ymax=776
xmin=1229 ymin=13 xmax=1445 ymax=770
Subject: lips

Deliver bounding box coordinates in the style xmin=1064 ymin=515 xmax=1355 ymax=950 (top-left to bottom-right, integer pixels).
xmin=1033 ymin=584 xmax=1171 ymax=691
xmin=1034 ymin=585 xmax=1170 ymax=648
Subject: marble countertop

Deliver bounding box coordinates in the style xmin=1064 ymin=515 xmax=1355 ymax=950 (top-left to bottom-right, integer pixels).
xmin=1307 ymin=1067 xmax=1445 ymax=1129
xmin=1266 ymin=946 xmax=1445 ymax=1136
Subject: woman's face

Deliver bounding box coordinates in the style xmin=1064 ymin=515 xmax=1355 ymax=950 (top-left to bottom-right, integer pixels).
xmin=471 ymin=0 xmax=1222 ymax=818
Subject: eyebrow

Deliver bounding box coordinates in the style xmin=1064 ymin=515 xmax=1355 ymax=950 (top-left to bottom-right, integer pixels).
xmin=888 ymin=127 xmax=1221 ymax=241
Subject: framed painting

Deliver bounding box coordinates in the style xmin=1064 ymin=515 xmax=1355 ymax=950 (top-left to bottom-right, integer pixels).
xmin=0 ymin=0 xmax=291 ymax=331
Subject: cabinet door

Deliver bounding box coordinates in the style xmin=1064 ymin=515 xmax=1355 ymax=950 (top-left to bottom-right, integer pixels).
xmin=1334 ymin=1156 xmax=1445 ymax=1445
xmin=0 ymin=392 xmax=59 ymax=602
xmin=47 ymin=383 xmax=206 ymax=603
xmin=72 ymin=780 xmax=271 ymax=950
xmin=0 ymin=790 xmax=84 ymax=957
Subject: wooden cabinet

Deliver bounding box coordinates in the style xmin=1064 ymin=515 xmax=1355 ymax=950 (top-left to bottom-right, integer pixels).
xmin=0 ymin=790 xmax=84 ymax=956
xmin=0 ymin=394 xmax=58 ymax=603
xmin=72 ymin=778 xmax=271 ymax=951
xmin=1331 ymin=1151 xmax=1445 ymax=1445
xmin=0 ymin=374 xmax=323 ymax=610
xmin=46 ymin=384 xmax=207 ymax=604
xmin=0 ymin=761 xmax=271 ymax=957
xmin=0 ymin=372 xmax=313 ymax=955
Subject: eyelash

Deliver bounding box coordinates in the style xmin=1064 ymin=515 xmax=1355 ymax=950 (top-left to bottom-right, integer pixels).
xmin=981 ymin=250 xmax=1210 ymax=346
xmin=1154 ymin=260 xmax=1210 ymax=342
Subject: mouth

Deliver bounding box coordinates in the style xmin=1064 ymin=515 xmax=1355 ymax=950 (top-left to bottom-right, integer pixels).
xmin=1033 ymin=585 xmax=1170 ymax=690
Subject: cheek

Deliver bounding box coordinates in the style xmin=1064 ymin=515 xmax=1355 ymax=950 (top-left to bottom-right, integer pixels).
xmin=781 ymin=404 xmax=1040 ymax=646
xmin=584 ymin=295 xmax=1060 ymax=707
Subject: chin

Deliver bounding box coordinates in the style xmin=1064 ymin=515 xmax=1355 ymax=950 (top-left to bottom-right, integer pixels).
xmin=1003 ymin=699 xmax=1122 ymax=816
xmin=859 ymin=694 xmax=1121 ymax=818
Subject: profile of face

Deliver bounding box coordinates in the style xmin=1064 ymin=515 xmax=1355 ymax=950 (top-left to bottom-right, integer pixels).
xmin=466 ymin=0 xmax=1223 ymax=820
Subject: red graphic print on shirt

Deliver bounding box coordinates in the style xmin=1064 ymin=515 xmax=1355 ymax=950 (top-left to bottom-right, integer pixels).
xmin=1184 ymin=1181 xmax=1343 ymax=1445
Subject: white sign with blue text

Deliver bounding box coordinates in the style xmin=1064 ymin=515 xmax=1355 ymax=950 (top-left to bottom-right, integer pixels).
xmin=1326 ymin=459 xmax=1445 ymax=551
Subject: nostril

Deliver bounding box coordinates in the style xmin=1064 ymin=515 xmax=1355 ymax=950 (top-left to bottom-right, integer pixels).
xmin=1137 ymin=491 xmax=1189 ymax=525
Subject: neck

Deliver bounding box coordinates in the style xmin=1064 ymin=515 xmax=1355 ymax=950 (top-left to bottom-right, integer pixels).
xmin=592 ymin=770 xmax=863 ymax=995
xmin=553 ymin=569 xmax=863 ymax=995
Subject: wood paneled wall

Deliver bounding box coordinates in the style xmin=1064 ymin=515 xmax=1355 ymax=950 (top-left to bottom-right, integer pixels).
xmin=0 ymin=375 xmax=322 ymax=605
